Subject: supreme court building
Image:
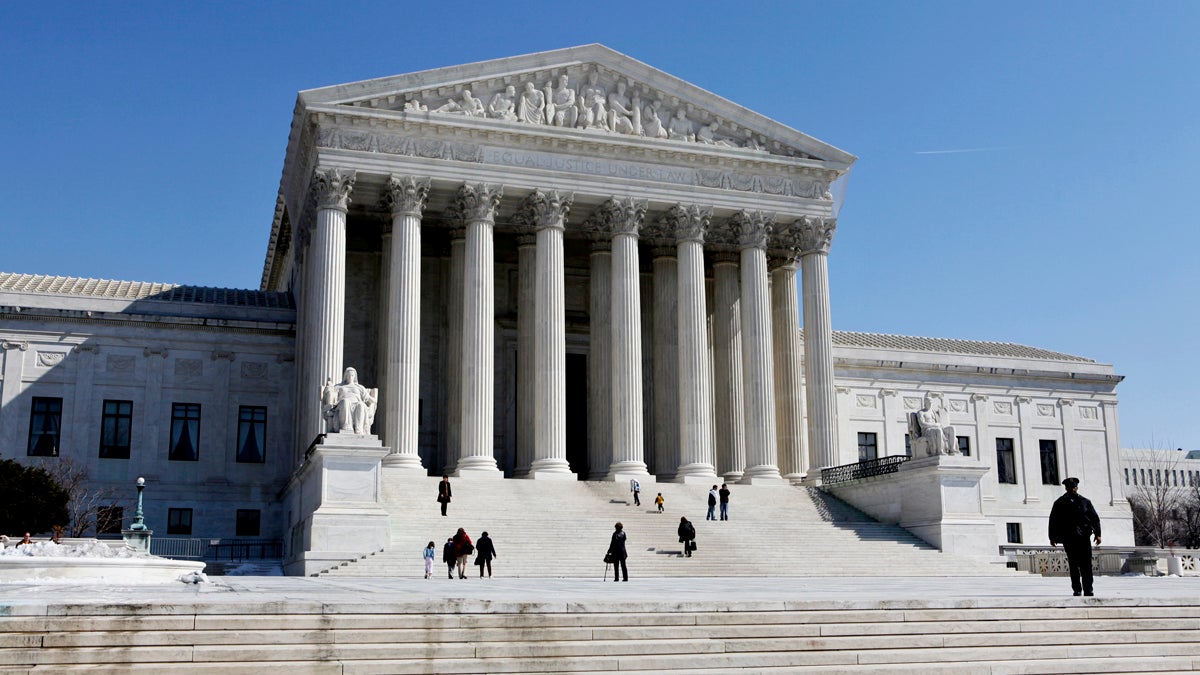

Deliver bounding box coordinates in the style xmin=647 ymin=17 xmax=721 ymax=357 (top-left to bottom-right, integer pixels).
xmin=0 ymin=46 xmax=1133 ymax=566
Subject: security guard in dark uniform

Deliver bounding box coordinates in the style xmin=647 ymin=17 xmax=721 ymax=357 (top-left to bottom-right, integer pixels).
xmin=1048 ymin=477 xmax=1102 ymax=596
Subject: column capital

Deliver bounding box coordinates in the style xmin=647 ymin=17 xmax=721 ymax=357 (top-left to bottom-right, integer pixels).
xmin=971 ymin=393 xmax=989 ymax=402
xmin=452 ymin=183 xmax=503 ymax=224
xmin=313 ymin=168 xmax=356 ymax=212
xmin=1058 ymin=398 xmax=1075 ymax=407
xmin=384 ymin=175 xmax=431 ymax=218
xmin=515 ymin=189 xmax=573 ymax=232
xmin=596 ymin=197 xmax=647 ymax=237
xmin=516 ymin=233 xmax=537 ymax=247
xmin=730 ymin=210 xmax=775 ymax=250
xmin=1 ymin=340 xmax=28 ymax=351
xmin=794 ymin=215 xmax=837 ymax=256
xmin=663 ymin=203 xmax=711 ymax=244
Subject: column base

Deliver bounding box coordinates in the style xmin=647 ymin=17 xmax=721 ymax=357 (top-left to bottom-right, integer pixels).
xmin=722 ymin=471 xmax=745 ymax=483
xmin=381 ymin=453 xmax=425 ymax=471
xmin=605 ymin=462 xmax=653 ymax=483
xmin=673 ymin=463 xmax=719 ymax=484
xmin=453 ymin=455 xmax=503 ymax=477
xmin=527 ymin=458 xmax=576 ymax=480
xmin=740 ymin=465 xmax=783 ymax=483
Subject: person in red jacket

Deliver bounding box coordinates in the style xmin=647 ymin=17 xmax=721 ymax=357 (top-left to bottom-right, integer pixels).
xmin=452 ymin=528 xmax=474 ymax=579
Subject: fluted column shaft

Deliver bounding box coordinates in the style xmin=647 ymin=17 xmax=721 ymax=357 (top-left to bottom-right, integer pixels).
xmin=712 ymin=257 xmax=746 ymax=481
xmin=515 ymin=235 xmax=536 ymax=476
xmin=651 ymin=250 xmax=679 ymax=478
xmin=525 ymin=191 xmax=574 ymax=478
xmin=588 ymin=243 xmax=613 ymax=479
xmin=734 ymin=212 xmax=782 ymax=482
xmin=444 ymin=232 xmax=465 ymax=473
xmin=771 ymin=261 xmax=807 ymax=480
xmin=309 ymin=169 xmax=354 ymax=441
xmin=797 ymin=217 xmax=839 ymax=473
xmin=672 ymin=205 xmax=716 ymax=481
xmin=382 ymin=176 xmax=429 ymax=469
xmin=606 ymin=198 xmax=649 ymax=477
xmin=456 ymin=185 xmax=503 ymax=474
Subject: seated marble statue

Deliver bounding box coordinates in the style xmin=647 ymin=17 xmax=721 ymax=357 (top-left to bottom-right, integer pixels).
xmin=517 ymin=82 xmax=546 ymax=125
xmin=667 ymin=108 xmax=694 ymax=142
xmin=606 ymin=81 xmax=637 ymax=135
xmin=643 ymin=102 xmax=668 ymax=139
xmin=578 ymin=72 xmax=607 ymax=129
xmin=434 ymin=89 xmax=485 ymax=117
xmin=908 ymin=394 xmax=958 ymax=457
xmin=546 ymin=75 xmax=578 ymax=127
xmin=487 ymin=85 xmax=518 ymax=121
xmin=321 ymin=367 xmax=378 ymax=435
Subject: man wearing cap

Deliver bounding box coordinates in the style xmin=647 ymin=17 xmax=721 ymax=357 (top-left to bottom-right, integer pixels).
xmin=1048 ymin=477 xmax=1102 ymax=596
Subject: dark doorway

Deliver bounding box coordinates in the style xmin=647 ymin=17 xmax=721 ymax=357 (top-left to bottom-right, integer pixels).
xmin=565 ymin=353 xmax=588 ymax=479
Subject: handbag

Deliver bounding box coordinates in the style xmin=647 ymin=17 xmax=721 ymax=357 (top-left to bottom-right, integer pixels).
xmin=689 ymin=541 xmax=698 ymax=552
xmin=603 ymin=551 xmax=614 ymax=564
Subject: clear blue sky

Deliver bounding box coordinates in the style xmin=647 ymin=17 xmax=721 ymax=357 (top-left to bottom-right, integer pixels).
xmin=2 ymin=2 xmax=1197 ymax=449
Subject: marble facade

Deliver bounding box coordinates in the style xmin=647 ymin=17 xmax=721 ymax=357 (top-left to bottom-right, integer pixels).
xmin=0 ymin=46 xmax=1132 ymax=558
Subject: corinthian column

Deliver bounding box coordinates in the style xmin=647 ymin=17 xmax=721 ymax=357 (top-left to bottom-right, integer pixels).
xmin=796 ymin=216 xmax=839 ymax=474
xmin=651 ymin=246 xmax=679 ymax=478
xmin=712 ymin=253 xmax=746 ymax=481
xmin=443 ymin=229 xmax=465 ymax=474
xmin=667 ymin=204 xmax=717 ymax=482
xmin=587 ymin=236 xmax=613 ymax=479
xmin=602 ymin=198 xmax=650 ymax=479
xmin=308 ymin=168 xmax=355 ymax=441
xmin=453 ymin=183 xmax=503 ymax=475
xmin=382 ymin=175 xmax=429 ymax=469
xmin=770 ymin=252 xmax=807 ymax=481
xmin=520 ymin=190 xmax=575 ymax=479
xmin=732 ymin=211 xmax=782 ymax=482
xmin=514 ymin=232 xmax=536 ymax=477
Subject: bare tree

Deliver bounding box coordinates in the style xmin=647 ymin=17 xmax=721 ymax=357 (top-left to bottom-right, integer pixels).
xmin=35 ymin=458 xmax=124 ymax=537
xmin=1126 ymin=447 xmax=1187 ymax=547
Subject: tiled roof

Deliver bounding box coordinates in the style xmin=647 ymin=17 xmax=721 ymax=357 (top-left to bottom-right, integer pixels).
xmin=0 ymin=273 xmax=294 ymax=309
xmin=830 ymin=330 xmax=1094 ymax=363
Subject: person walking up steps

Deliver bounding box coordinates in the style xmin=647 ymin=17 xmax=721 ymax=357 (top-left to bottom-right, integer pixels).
xmin=475 ymin=531 xmax=497 ymax=578
xmin=452 ymin=528 xmax=474 ymax=579
xmin=707 ymin=485 xmax=718 ymax=520
xmin=630 ymin=478 xmax=641 ymax=506
xmin=655 ymin=492 xmax=665 ymax=513
xmin=423 ymin=541 xmax=436 ymax=579
xmin=678 ymin=516 xmax=696 ymax=557
xmin=442 ymin=537 xmax=455 ymax=579
xmin=437 ymin=475 xmax=452 ymax=516
xmin=719 ymin=484 xmax=731 ymax=521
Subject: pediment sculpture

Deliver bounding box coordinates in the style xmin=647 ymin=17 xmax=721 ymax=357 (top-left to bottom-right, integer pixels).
xmin=321 ymin=367 xmax=378 ymax=435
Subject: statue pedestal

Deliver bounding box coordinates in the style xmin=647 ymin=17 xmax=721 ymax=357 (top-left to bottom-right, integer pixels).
xmin=122 ymin=528 xmax=153 ymax=555
xmin=825 ymin=454 xmax=997 ymax=561
xmin=282 ymin=434 xmax=391 ymax=576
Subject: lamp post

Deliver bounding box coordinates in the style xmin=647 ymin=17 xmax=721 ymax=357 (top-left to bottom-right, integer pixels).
xmin=122 ymin=476 xmax=153 ymax=553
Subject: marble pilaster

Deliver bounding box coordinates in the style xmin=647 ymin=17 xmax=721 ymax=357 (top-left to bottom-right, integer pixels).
xmin=381 ymin=175 xmax=429 ymax=470
xmin=668 ymin=205 xmax=717 ymax=482
xmin=587 ymin=239 xmax=613 ymax=480
xmin=522 ymin=190 xmax=575 ymax=479
xmin=453 ymin=183 xmax=503 ymax=475
xmin=732 ymin=211 xmax=782 ymax=482
xmin=711 ymin=254 xmax=746 ymax=482
xmin=651 ymin=247 xmax=679 ymax=479
xmin=514 ymin=233 xmax=536 ymax=477
xmin=770 ymin=259 xmax=806 ymax=481
xmin=309 ymin=168 xmax=354 ymax=442
xmin=602 ymin=198 xmax=650 ymax=478
xmin=796 ymin=216 xmax=838 ymax=474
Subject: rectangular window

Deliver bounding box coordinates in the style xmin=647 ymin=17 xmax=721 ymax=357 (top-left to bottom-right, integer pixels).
xmin=957 ymin=436 xmax=971 ymax=457
xmin=27 ymin=396 xmax=63 ymax=457
xmin=857 ymin=432 xmax=878 ymax=462
xmin=1039 ymin=440 xmax=1060 ymax=485
xmin=99 ymin=400 xmax=133 ymax=459
xmin=169 ymin=403 xmax=201 ymax=461
xmin=996 ymin=438 xmax=1017 ymax=484
xmin=97 ymin=506 xmax=124 ymax=535
xmin=1006 ymin=522 xmax=1022 ymax=544
xmin=167 ymin=508 xmax=193 ymax=535
xmin=1124 ymin=468 xmax=1129 ymax=485
xmin=904 ymin=434 xmax=912 ymax=457
xmin=235 ymin=509 xmax=261 ymax=537
xmin=236 ymin=406 xmax=267 ymax=463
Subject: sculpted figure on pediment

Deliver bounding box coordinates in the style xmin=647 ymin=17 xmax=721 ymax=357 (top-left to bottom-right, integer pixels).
xmin=403 ymin=99 xmax=427 ymax=112
xmin=435 ymin=89 xmax=485 ymax=117
xmin=606 ymin=81 xmax=638 ymax=135
xmin=487 ymin=85 xmax=518 ymax=121
xmin=578 ymin=71 xmax=608 ymax=130
xmin=697 ymin=122 xmax=738 ymax=147
xmin=517 ymin=82 xmax=546 ymax=125
xmin=643 ymin=101 xmax=668 ymax=139
xmin=546 ymin=75 xmax=578 ymax=128
xmin=668 ymin=108 xmax=694 ymax=142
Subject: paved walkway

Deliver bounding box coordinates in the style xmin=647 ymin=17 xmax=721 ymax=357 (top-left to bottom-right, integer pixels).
xmin=5 ymin=574 xmax=1200 ymax=614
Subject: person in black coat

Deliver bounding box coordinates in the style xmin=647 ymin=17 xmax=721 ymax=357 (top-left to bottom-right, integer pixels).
xmin=607 ymin=522 xmax=628 ymax=582
xmin=1049 ymin=477 xmax=1102 ymax=596
xmin=475 ymin=531 xmax=497 ymax=578
xmin=437 ymin=475 xmax=452 ymax=516
xmin=441 ymin=537 xmax=455 ymax=579
xmin=678 ymin=516 xmax=696 ymax=557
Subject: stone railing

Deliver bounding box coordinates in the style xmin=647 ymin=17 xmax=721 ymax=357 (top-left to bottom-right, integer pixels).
xmin=820 ymin=455 xmax=910 ymax=486
xmin=1000 ymin=545 xmax=1169 ymax=576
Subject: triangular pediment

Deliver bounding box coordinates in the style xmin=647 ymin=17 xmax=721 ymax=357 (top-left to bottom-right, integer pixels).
xmin=298 ymin=45 xmax=854 ymax=166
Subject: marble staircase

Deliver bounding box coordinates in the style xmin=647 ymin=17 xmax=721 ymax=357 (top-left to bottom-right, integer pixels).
xmin=5 ymin=597 xmax=1200 ymax=673
xmin=318 ymin=474 xmax=1012 ymax=578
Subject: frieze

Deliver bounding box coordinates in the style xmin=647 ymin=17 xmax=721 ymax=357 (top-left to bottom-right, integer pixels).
xmin=106 ymin=355 xmax=135 ymax=372
xmin=1037 ymin=404 xmax=1055 ymax=417
xmin=949 ymin=399 xmax=968 ymax=413
xmin=903 ymin=397 xmax=922 ymax=410
xmin=994 ymin=401 xmax=1013 ymax=415
xmin=318 ymin=127 xmax=485 ymax=163
xmin=241 ymin=361 xmax=268 ymax=379
xmin=1079 ymin=406 xmax=1099 ymax=420
xmin=175 ymin=359 xmax=203 ymax=377
xmin=856 ymin=394 xmax=877 ymax=409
